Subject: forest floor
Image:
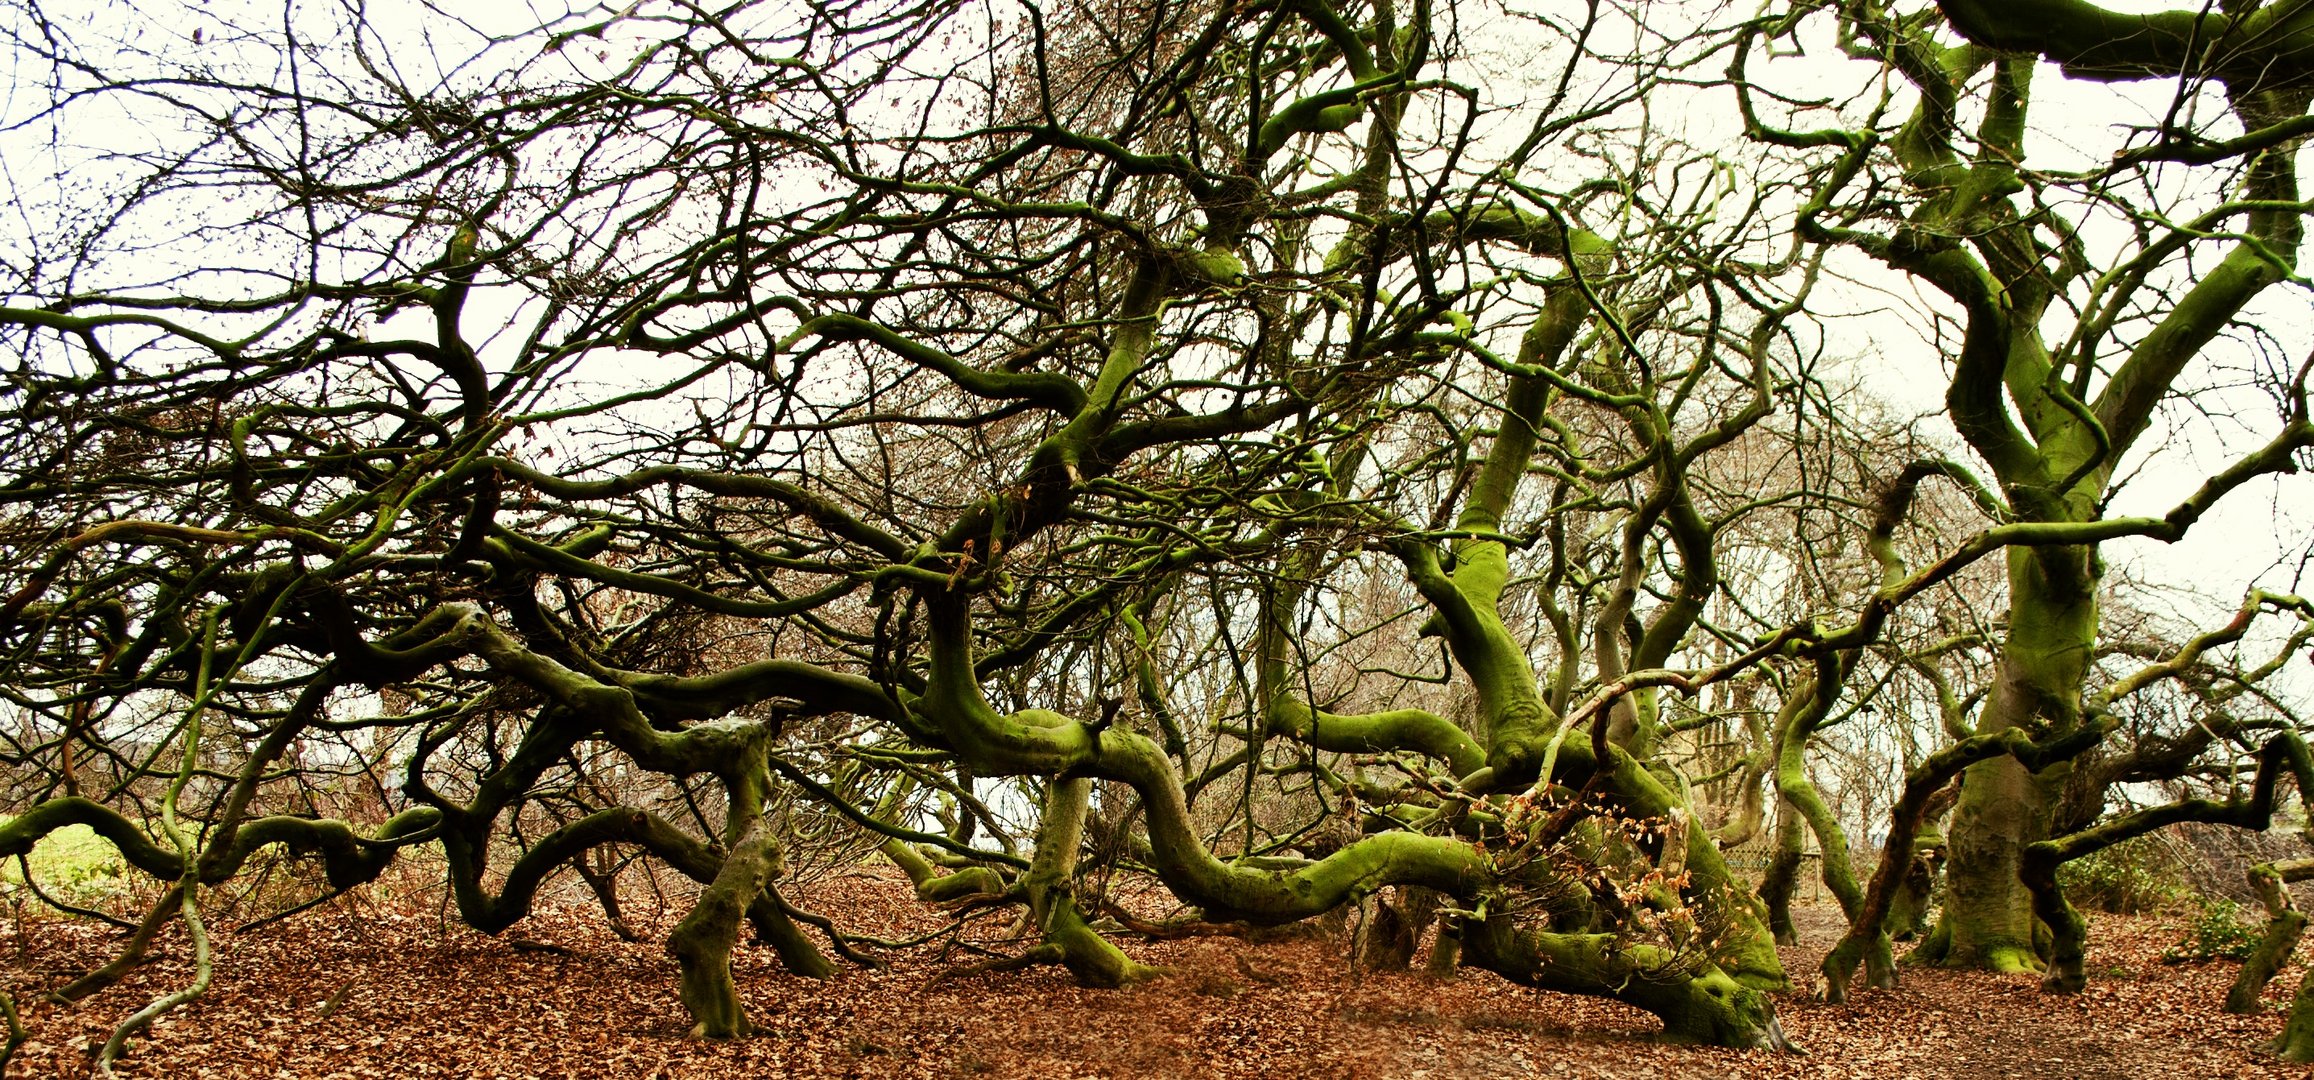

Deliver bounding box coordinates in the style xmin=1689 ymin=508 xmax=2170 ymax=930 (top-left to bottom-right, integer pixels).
xmin=0 ymin=870 xmax=2307 ymax=1079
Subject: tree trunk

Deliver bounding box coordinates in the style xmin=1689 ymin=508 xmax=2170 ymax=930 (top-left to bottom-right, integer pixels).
xmin=1463 ymin=918 xmax=1789 ymax=1050
xmin=2231 ymin=909 xmax=2307 ymax=1013
xmin=666 ymin=765 xmax=782 ymax=1038
xmin=1026 ymin=776 xmax=1153 ymax=988
xmin=882 ymin=837 xmax=1004 ymax=902
xmin=2278 ymin=965 xmax=2314 ymax=1062
xmin=1776 ymin=661 xmax=1892 ymax=1003
xmin=1883 ymin=837 xmax=1942 ymax=942
xmin=572 ymin=851 xmax=642 ymax=943
xmin=1936 ymin=546 xmax=2096 ymax=972
xmin=1426 ymin=914 xmax=1464 ymax=979
xmin=2230 ymin=862 xmax=2314 ymax=1012
xmin=747 ymin=888 xmax=836 ymax=979
xmin=1758 ymin=799 xmax=1804 ymax=947
xmin=1358 ymin=886 xmax=1439 ymax=971
xmin=1886 ymin=785 xmax=1957 ymax=943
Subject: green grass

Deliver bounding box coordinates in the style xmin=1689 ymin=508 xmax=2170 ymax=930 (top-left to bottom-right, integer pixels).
xmin=0 ymin=817 xmax=130 ymax=902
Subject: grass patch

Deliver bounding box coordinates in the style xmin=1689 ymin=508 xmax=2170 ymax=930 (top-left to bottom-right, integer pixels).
xmin=0 ymin=817 xmax=131 ymax=903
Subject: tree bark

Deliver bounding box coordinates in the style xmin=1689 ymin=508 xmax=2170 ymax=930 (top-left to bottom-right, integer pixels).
xmin=2232 ymin=860 xmax=2314 ymax=1012
xmin=747 ymin=889 xmax=837 ymax=979
xmin=1464 ymin=918 xmax=1790 ymax=1050
xmin=1358 ymin=887 xmax=1440 ymax=971
xmin=1758 ymin=798 xmax=1804 ymax=947
xmin=1025 ymin=776 xmax=1153 ymax=988
xmin=666 ymin=764 xmax=782 ymax=1038
xmin=2278 ymin=966 xmax=2314 ymax=1062
xmin=2230 ymin=910 xmax=2307 ymax=1013
xmin=572 ymin=852 xmax=642 ymax=943
xmin=1935 ymin=546 xmax=2096 ymax=972
xmin=1883 ymin=838 xmax=1942 ymax=941
xmin=882 ymin=837 xmax=1004 ymax=903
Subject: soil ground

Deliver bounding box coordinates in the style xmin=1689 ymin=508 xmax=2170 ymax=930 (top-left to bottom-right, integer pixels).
xmin=0 ymin=873 xmax=2307 ymax=1079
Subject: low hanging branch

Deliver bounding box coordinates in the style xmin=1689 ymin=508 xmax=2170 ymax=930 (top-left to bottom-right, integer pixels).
xmin=1819 ymin=719 xmax=2113 ymax=1002
xmin=2019 ymin=732 xmax=2314 ymax=1003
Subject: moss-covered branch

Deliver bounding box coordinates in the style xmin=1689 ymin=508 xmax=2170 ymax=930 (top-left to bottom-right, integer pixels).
xmin=2021 ymin=733 xmax=2314 ymax=995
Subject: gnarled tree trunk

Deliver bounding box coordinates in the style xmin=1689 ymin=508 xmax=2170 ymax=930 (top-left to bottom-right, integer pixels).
xmin=1025 ymin=776 xmax=1153 ymax=988
xmin=1935 ymin=547 xmax=2096 ymax=973
xmin=666 ymin=763 xmax=783 ymax=1038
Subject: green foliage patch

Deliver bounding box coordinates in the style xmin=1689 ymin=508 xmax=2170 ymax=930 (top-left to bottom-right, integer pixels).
xmin=0 ymin=819 xmax=131 ymax=903
xmin=2059 ymin=836 xmax=2187 ymax=916
xmin=2162 ymin=897 xmax=2261 ymax=964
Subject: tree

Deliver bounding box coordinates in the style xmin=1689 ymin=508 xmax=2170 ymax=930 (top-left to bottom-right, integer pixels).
xmin=0 ymin=0 xmax=2308 ymax=1067
xmin=0 ymin=0 xmax=1825 ymax=1053
xmin=1734 ymin=0 xmax=2314 ymax=980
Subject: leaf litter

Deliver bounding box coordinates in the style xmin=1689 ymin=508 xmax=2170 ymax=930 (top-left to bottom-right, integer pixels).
xmin=0 ymin=873 xmax=2305 ymax=1079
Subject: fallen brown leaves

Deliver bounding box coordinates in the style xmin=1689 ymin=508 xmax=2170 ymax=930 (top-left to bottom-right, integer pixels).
xmin=0 ymin=877 xmax=2307 ymax=1079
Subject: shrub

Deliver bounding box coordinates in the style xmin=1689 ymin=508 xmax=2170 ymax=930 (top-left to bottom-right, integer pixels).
xmin=2058 ymin=835 xmax=2187 ymax=915
xmin=2162 ymin=897 xmax=2261 ymax=964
